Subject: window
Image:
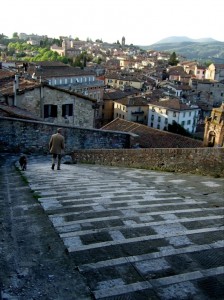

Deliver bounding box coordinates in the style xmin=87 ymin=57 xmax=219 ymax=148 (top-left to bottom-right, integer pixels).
xmin=165 ymin=118 xmax=168 ymax=124
xmin=158 ymin=116 xmax=161 ymax=122
xmin=187 ymin=120 xmax=191 ymax=125
xmin=181 ymin=121 xmax=185 ymax=126
xmin=173 ymin=112 xmax=176 ymax=117
xmin=151 ymin=114 xmax=154 ymax=120
xmin=189 ymin=112 xmax=191 ymax=116
xmin=62 ymin=104 xmax=73 ymax=117
xmin=44 ymin=105 xmax=57 ymax=118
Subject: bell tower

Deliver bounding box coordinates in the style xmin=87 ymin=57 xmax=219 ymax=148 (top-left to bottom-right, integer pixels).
xmin=203 ymin=103 xmax=224 ymax=147
xmin=122 ymin=36 xmax=125 ymax=46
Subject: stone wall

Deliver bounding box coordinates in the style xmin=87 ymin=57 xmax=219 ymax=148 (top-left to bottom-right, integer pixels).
xmin=0 ymin=117 xmax=130 ymax=154
xmin=72 ymin=148 xmax=224 ymax=177
xmin=1 ymin=116 xmax=224 ymax=177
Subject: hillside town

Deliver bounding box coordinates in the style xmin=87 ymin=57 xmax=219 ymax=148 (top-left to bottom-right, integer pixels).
xmin=0 ymin=33 xmax=224 ymax=147
xmin=0 ymin=32 xmax=224 ymax=300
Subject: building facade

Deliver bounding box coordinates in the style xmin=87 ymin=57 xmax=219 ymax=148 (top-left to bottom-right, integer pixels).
xmin=203 ymin=103 xmax=224 ymax=147
xmin=113 ymin=97 xmax=149 ymax=125
xmin=148 ymin=98 xmax=200 ymax=133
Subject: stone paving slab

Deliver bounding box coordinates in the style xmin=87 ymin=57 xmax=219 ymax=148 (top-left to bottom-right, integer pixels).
xmin=16 ymin=155 xmax=224 ymax=299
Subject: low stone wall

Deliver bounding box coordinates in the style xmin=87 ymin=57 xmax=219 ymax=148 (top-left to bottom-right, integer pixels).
xmin=72 ymin=148 xmax=224 ymax=177
xmin=0 ymin=117 xmax=130 ymax=153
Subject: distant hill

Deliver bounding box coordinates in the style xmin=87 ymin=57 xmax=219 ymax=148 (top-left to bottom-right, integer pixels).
xmin=139 ymin=37 xmax=224 ymax=61
xmin=154 ymin=36 xmax=219 ymax=44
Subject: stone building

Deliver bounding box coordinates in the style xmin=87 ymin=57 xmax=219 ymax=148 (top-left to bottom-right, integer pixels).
xmin=0 ymin=75 xmax=96 ymax=128
xmin=190 ymin=78 xmax=224 ymax=107
xmin=203 ymin=103 xmax=224 ymax=147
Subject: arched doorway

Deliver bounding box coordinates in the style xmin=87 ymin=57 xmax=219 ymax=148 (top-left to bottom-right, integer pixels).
xmin=208 ymin=131 xmax=216 ymax=147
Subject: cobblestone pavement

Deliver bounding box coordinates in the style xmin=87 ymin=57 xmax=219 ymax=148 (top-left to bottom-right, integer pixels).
xmin=1 ymin=154 xmax=224 ymax=299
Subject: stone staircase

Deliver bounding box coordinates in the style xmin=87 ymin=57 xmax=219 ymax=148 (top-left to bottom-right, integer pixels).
xmin=23 ymin=155 xmax=224 ymax=299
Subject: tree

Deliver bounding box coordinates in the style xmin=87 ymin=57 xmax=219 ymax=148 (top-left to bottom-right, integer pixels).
xmin=168 ymin=121 xmax=191 ymax=137
xmin=13 ymin=32 xmax=19 ymax=39
xmin=0 ymin=33 xmax=7 ymax=40
xmin=169 ymin=52 xmax=179 ymax=66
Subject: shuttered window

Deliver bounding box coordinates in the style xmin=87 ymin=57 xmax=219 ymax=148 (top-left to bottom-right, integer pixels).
xmin=62 ymin=104 xmax=73 ymax=117
xmin=44 ymin=105 xmax=57 ymax=118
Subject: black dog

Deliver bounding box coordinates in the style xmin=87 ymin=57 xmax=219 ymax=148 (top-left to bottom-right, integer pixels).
xmin=19 ymin=155 xmax=27 ymax=171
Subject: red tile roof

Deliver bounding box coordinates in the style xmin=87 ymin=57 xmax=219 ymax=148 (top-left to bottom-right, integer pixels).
xmin=0 ymin=103 xmax=42 ymax=120
xmin=101 ymin=118 xmax=203 ymax=148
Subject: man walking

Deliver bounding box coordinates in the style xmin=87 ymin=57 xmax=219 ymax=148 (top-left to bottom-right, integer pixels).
xmin=49 ymin=128 xmax=65 ymax=170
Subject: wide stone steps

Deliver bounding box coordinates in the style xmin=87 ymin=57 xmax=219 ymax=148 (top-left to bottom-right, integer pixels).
xmin=24 ymin=156 xmax=224 ymax=299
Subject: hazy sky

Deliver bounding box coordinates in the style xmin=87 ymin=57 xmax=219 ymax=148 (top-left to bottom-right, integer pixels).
xmin=1 ymin=0 xmax=223 ymax=45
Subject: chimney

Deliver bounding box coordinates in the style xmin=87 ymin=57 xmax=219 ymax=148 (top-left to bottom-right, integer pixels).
xmin=13 ymin=75 xmax=19 ymax=106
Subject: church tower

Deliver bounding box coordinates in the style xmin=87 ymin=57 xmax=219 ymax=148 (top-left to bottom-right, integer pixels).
xmin=62 ymin=38 xmax=67 ymax=56
xmin=122 ymin=36 xmax=125 ymax=46
xmin=203 ymin=103 xmax=224 ymax=147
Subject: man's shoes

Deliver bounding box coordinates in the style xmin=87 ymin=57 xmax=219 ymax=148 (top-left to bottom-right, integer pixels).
xmin=57 ymin=167 xmax=61 ymax=170
xmin=51 ymin=164 xmax=55 ymax=170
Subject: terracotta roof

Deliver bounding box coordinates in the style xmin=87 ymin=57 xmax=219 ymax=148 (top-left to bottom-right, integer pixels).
xmin=30 ymin=61 xmax=67 ymax=67
xmin=0 ymin=78 xmax=41 ymax=96
xmin=149 ymin=98 xmax=198 ymax=111
xmin=115 ymin=97 xmax=149 ymax=106
xmin=28 ymin=64 xmax=95 ymax=79
xmin=101 ymin=118 xmax=203 ymax=148
xmin=105 ymin=74 xmax=143 ymax=82
xmin=0 ymin=103 xmax=42 ymax=120
xmin=214 ymin=64 xmax=224 ymax=69
xmin=0 ymin=69 xmax=16 ymax=80
xmin=103 ymin=89 xmax=139 ymax=100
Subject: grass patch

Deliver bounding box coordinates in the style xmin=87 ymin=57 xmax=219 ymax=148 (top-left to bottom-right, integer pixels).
xmin=32 ymin=191 xmax=42 ymax=200
xmin=15 ymin=165 xmax=29 ymax=184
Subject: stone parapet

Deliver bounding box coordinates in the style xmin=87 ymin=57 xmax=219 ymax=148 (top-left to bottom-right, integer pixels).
xmin=0 ymin=117 xmax=130 ymax=154
xmin=72 ymin=148 xmax=224 ymax=177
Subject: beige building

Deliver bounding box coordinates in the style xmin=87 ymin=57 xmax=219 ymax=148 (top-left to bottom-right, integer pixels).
xmin=203 ymin=103 xmax=224 ymax=147
xmin=205 ymin=63 xmax=224 ymax=81
xmin=105 ymin=74 xmax=144 ymax=90
xmin=113 ymin=96 xmax=149 ymax=125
